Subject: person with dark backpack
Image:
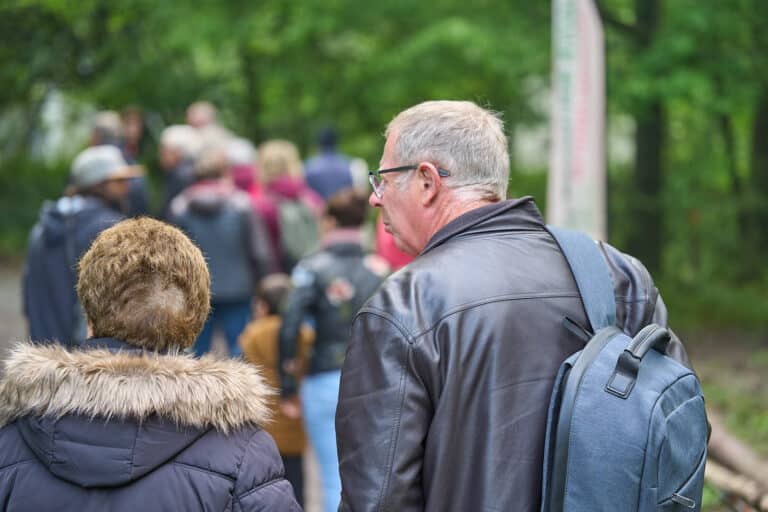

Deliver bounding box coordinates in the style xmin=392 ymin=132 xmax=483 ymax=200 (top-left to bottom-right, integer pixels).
xmin=279 ymin=188 xmax=389 ymax=512
xmin=335 ymin=100 xmax=697 ymax=512
xmin=22 ymin=145 xmax=142 ymax=346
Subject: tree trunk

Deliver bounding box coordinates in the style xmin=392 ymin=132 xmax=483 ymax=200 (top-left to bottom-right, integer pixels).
xmin=240 ymin=46 xmax=267 ymax=144
xmin=749 ymin=89 xmax=768 ymax=254
xmin=626 ymin=0 xmax=664 ymax=274
xmin=629 ymin=101 xmax=664 ymax=273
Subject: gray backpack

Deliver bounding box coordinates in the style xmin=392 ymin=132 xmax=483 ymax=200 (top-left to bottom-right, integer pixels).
xmin=541 ymin=226 xmax=709 ymax=512
xmin=277 ymin=199 xmax=319 ymax=271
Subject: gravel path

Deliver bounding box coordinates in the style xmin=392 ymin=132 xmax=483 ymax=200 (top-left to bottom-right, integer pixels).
xmin=0 ymin=264 xmax=26 ymax=366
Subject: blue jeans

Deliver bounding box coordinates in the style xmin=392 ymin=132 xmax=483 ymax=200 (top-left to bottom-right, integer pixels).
xmin=193 ymin=300 xmax=250 ymax=357
xmin=301 ymin=370 xmax=341 ymax=512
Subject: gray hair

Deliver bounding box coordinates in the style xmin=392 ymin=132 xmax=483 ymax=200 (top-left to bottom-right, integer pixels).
xmin=187 ymin=101 xmax=217 ymax=127
xmin=161 ymin=125 xmax=202 ymax=160
xmin=92 ymin=111 xmax=123 ymax=145
xmin=194 ymin=148 xmax=229 ymax=180
xmin=386 ymin=100 xmax=510 ymax=200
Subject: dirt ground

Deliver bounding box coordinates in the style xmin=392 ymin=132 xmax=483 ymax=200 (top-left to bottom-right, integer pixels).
xmin=0 ymin=264 xmax=25 ymax=363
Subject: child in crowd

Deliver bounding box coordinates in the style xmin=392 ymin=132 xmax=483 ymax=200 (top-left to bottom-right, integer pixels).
xmin=238 ymin=273 xmax=314 ymax=507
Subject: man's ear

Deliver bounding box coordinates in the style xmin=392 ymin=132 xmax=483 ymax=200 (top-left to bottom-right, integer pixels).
xmin=417 ymin=162 xmax=441 ymax=206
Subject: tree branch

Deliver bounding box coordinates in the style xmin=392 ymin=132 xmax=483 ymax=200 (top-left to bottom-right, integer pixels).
xmin=594 ymin=0 xmax=637 ymax=39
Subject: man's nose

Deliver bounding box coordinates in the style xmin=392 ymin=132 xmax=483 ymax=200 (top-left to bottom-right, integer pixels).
xmin=369 ymin=191 xmax=383 ymax=208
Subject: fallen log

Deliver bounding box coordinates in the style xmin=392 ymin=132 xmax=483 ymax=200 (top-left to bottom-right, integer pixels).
xmin=705 ymin=459 xmax=768 ymax=512
xmin=707 ymin=410 xmax=768 ymax=490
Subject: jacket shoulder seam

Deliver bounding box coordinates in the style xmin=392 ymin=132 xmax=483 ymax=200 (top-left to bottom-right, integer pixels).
xmin=377 ymin=344 xmax=410 ymax=510
xmin=354 ymin=307 xmax=416 ymax=344
xmin=235 ymin=476 xmax=286 ymax=501
xmin=0 ymin=459 xmax=35 ymax=473
xmin=412 ymin=291 xmax=581 ymax=339
xmin=234 ymin=429 xmax=264 ymax=485
xmin=172 ymin=461 xmax=234 ymax=482
xmin=129 ymin=422 xmax=139 ymax=480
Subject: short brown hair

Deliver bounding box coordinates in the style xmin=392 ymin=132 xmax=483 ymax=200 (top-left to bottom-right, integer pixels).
xmin=77 ymin=218 xmax=211 ymax=351
xmin=257 ymin=273 xmax=292 ymax=316
xmin=325 ymin=187 xmax=369 ymax=227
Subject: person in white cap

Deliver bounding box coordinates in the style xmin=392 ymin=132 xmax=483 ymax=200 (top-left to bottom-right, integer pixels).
xmin=89 ymin=110 xmax=151 ymax=217
xmin=22 ymin=145 xmax=143 ymax=346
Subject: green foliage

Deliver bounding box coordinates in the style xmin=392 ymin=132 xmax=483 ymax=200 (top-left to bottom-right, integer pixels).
xmin=509 ymin=168 xmax=548 ymax=211
xmin=701 ymin=483 xmax=723 ymax=511
xmin=0 ymin=156 xmax=68 ymax=259
xmin=0 ymin=0 xmax=550 ymax=159
xmin=704 ymin=381 xmax=768 ymax=457
xmin=1 ymin=0 xmax=767 ymax=328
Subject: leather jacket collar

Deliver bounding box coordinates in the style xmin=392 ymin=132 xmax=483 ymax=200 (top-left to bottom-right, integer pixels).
xmin=422 ymin=196 xmax=542 ymax=255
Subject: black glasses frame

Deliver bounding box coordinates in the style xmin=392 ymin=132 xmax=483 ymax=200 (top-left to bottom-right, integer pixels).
xmin=368 ymin=164 xmax=450 ymax=198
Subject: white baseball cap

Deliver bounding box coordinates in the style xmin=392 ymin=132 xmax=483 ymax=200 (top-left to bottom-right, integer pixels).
xmin=70 ymin=145 xmax=143 ymax=189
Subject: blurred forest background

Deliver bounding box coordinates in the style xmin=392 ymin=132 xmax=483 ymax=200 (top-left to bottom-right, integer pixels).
xmin=1 ymin=1 xmax=767 ymax=508
xmin=2 ymin=0 xmax=767 ymax=330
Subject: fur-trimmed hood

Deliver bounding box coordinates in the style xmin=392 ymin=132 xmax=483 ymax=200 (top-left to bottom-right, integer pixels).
xmin=0 ymin=340 xmax=273 ymax=431
xmin=0 ymin=340 xmax=275 ymax=487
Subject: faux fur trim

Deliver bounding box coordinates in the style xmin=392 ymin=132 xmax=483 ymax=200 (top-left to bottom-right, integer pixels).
xmin=0 ymin=343 xmax=274 ymax=433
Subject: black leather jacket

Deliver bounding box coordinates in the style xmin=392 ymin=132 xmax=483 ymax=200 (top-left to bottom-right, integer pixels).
xmin=279 ymin=235 xmax=386 ymax=396
xmin=335 ymin=197 xmax=689 ymax=512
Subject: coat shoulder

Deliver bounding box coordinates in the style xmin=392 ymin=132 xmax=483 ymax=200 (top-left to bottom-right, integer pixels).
xmin=175 ymin=425 xmax=285 ymax=489
xmin=0 ymin=422 xmax=35 ymax=471
xmin=226 ymin=426 xmax=300 ymax=509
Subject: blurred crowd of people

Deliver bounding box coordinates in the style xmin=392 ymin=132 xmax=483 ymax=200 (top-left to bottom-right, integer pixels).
xmin=20 ymin=100 xmax=413 ymax=510
xmin=5 ymin=99 xmax=707 ymax=512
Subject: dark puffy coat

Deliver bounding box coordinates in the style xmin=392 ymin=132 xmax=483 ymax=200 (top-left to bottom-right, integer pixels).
xmin=0 ymin=338 xmax=300 ymax=512
xmin=22 ymin=196 xmax=124 ymax=346
xmin=160 ymin=159 xmax=196 ymax=220
xmin=278 ymin=232 xmax=388 ymax=396
xmin=170 ymin=180 xmax=274 ymax=301
xmin=336 ymin=197 xmax=690 ymax=512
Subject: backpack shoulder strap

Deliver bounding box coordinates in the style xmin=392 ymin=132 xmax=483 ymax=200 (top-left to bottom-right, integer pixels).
xmin=546 ymin=225 xmax=617 ymax=331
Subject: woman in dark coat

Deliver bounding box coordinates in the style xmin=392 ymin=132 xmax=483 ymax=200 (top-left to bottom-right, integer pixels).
xmin=0 ymin=217 xmax=300 ymax=512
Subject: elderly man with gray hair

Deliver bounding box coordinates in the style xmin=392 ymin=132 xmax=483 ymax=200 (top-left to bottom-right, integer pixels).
xmin=335 ymin=100 xmax=690 ymax=511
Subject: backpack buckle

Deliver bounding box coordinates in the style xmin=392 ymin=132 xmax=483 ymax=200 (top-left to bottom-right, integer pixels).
xmin=671 ymin=493 xmax=696 ymax=509
xmin=605 ymin=350 xmax=640 ymax=399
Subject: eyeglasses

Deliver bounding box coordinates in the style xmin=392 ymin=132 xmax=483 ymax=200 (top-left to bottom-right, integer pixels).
xmin=368 ymin=165 xmax=451 ymax=198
